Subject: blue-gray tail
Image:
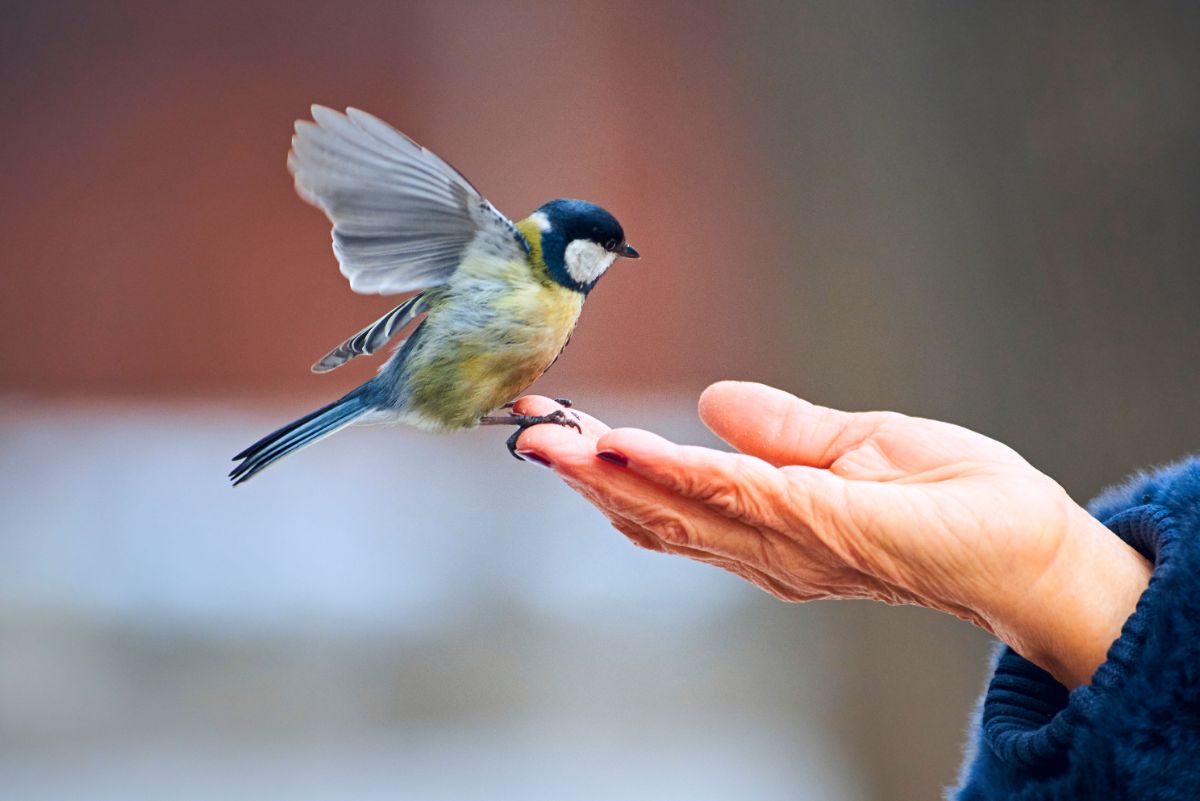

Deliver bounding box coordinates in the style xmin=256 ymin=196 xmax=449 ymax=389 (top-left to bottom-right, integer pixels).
xmin=230 ymin=388 xmax=371 ymax=485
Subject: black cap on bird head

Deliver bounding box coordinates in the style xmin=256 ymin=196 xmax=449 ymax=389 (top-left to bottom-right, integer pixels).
xmin=532 ymin=199 xmax=639 ymax=293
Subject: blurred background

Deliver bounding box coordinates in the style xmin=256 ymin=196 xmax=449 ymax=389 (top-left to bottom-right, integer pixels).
xmin=3 ymin=1 xmax=1199 ymax=799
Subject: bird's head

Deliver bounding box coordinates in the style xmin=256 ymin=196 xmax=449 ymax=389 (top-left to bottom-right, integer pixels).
xmin=527 ymin=199 xmax=639 ymax=293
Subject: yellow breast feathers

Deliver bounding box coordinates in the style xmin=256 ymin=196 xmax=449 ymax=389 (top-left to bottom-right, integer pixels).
xmin=399 ymin=221 xmax=584 ymax=430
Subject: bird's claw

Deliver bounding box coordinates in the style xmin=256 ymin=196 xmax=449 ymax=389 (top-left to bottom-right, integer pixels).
xmin=508 ymin=409 xmax=582 ymax=460
xmin=481 ymin=408 xmax=582 ymax=461
xmin=541 ymin=408 xmax=582 ymax=433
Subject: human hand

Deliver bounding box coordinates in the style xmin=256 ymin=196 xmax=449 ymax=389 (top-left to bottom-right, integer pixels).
xmin=512 ymin=382 xmax=1151 ymax=688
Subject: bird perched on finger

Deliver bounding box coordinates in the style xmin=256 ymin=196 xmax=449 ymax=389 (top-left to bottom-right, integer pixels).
xmin=229 ymin=106 xmax=638 ymax=485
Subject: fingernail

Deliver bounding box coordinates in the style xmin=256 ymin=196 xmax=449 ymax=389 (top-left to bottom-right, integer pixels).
xmin=596 ymin=450 xmax=628 ymax=467
xmin=516 ymin=450 xmax=552 ymax=468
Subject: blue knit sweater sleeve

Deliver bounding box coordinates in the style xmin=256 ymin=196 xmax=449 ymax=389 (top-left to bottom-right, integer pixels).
xmin=950 ymin=457 xmax=1200 ymax=800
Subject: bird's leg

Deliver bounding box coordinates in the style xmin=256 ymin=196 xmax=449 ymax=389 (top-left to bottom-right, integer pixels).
xmin=480 ymin=408 xmax=582 ymax=461
xmin=502 ymin=397 xmax=572 ymax=409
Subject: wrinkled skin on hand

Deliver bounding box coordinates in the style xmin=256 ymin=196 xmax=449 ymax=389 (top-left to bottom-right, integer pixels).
xmin=512 ymin=381 xmax=1151 ymax=688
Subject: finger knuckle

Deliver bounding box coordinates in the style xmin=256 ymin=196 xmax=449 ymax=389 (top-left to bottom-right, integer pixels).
xmin=692 ymin=480 xmax=744 ymax=514
xmin=646 ymin=512 xmax=695 ymax=547
xmin=606 ymin=517 xmax=663 ymax=552
xmin=685 ymin=461 xmax=765 ymax=521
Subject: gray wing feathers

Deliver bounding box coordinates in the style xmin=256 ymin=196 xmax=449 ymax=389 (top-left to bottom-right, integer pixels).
xmin=288 ymin=105 xmax=522 ymax=295
xmin=312 ymin=293 xmax=429 ymax=373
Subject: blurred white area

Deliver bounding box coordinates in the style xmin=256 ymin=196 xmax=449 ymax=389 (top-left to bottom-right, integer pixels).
xmin=0 ymin=396 xmax=866 ymax=801
xmin=0 ymin=396 xmax=741 ymax=633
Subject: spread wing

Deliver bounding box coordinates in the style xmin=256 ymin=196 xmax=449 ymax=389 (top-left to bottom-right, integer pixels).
xmin=289 ymin=105 xmax=528 ymax=294
xmin=311 ymin=292 xmax=429 ymax=373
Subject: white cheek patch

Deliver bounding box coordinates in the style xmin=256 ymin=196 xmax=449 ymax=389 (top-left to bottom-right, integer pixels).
xmin=563 ymin=239 xmax=617 ymax=285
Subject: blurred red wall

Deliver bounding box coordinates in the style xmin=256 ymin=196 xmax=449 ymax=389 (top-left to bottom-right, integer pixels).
xmin=1 ymin=1 xmax=785 ymax=400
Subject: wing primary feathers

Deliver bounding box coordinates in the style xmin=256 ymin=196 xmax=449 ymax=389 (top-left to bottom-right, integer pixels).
xmin=287 ymin=106 xmax=527 ymax=296
xmin=344 ymin=107 xmax=485 ymax=196
xmin=311 ymin=293 xmax=429 ymax=373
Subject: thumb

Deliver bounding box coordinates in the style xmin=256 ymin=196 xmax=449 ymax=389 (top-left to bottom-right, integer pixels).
xmin=698 ymin=381 xmax=858 ymax=468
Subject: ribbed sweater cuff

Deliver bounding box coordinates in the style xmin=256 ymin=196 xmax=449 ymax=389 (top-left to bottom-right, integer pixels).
xmin=979 ymin=504 xmax=1177 ymax=771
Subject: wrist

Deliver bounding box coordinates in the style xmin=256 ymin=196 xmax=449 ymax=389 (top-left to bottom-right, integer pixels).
xmin=1004 ymin=509 xmax=1151 ymax=688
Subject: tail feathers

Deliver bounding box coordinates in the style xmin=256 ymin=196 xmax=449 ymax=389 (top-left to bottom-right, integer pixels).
xmin=230 ymin=391 xmax=371 ymax=485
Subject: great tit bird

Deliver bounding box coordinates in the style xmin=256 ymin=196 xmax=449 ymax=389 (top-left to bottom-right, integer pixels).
xmin=230 ymin=106 xmax=638 ymax=485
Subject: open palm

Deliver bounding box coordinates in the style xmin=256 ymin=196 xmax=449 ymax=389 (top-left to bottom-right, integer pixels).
xmin=513 ymin=381 xmax=1149 ymax=688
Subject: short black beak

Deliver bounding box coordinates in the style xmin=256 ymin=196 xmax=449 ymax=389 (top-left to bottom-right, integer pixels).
xmin=619 ymin=243 xmax=640 ymax=259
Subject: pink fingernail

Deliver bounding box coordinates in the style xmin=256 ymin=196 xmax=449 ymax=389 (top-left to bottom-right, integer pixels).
xmin=596 ymin=450 xmax=628 ymax=467
xmin=517 ymin=450 xmax=552 ymax=468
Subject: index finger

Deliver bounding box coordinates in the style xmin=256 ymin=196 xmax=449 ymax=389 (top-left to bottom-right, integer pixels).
xmin=594 ymin=427 xmax=796 ymax=531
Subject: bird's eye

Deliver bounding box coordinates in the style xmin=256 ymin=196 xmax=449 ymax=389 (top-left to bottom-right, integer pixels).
xmin=605 ymin=239 xmax=617 ymax=251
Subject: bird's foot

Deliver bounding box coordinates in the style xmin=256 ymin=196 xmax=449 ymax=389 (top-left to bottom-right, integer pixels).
xmin=479 ymin=408 xmax=582 ymax=461
xmin=502 ymin=397 xmax=572 ymax=409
